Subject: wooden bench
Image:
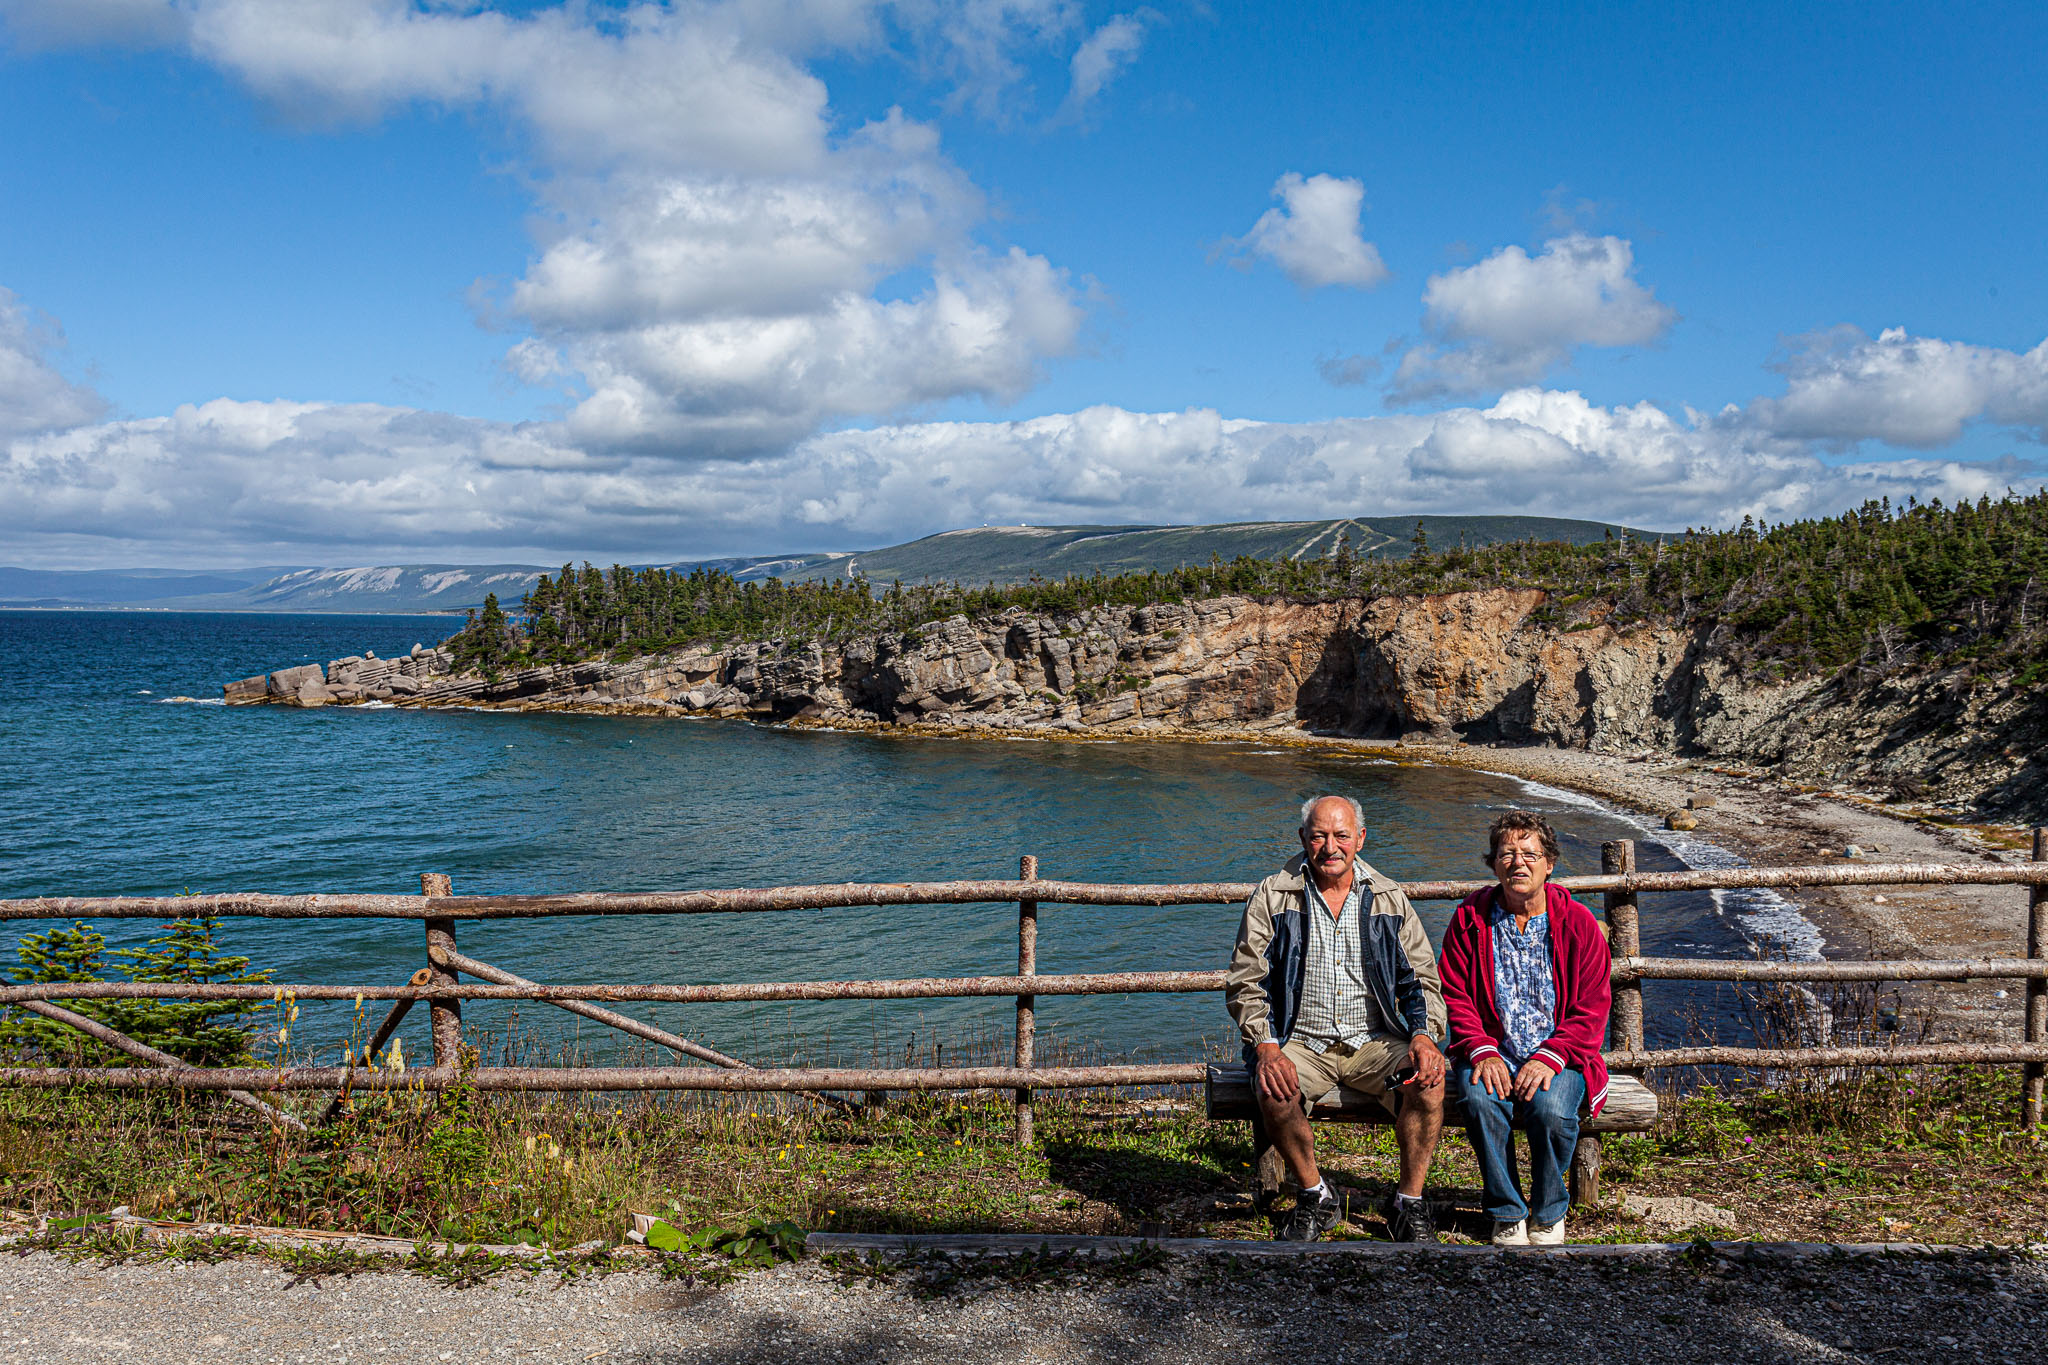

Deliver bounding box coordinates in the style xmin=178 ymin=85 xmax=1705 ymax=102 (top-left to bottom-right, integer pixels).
xmin=1205 ymin=1063 xmax=1659 ymax=1212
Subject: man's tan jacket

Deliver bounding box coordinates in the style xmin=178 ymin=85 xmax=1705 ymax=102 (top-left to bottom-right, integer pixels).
xmin=1224 ymin=853 xmax=1446 ymax=1060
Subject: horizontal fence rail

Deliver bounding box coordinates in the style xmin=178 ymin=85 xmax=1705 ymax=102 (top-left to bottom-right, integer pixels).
xmin=0 ymin=972 xmax=1230 ymax=1006
xmin=3 ymin=957 xmax=2046 ymax=1008
xmin=1616 ymin=957 xmax=2048 ymax=983
xmin=5 ymin=860 xmax=2046 ymax=921
xmin=2 ymin=835 xmax=2045 ymax=1136
xmin=0 ymin=1064 xmax=1212 ymax=1093
xmin=1609 ymin=1045 xmax=2048 ymax=1069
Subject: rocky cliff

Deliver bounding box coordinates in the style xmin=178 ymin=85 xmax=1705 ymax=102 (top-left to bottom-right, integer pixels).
xmin=224 ymin=589 xmax=2042 ymax=818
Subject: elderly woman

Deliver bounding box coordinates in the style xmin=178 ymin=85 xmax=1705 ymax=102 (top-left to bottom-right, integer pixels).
xmin=1438 ymin=811 xmax=1611 ymax=1246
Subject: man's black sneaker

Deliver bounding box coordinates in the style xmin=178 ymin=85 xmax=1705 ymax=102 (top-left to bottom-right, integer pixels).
xmin=1276 ymin=1188 xmax=1344 ymax=1243
xmin=1385 ymin=1194 xmax=1440 ymax=1243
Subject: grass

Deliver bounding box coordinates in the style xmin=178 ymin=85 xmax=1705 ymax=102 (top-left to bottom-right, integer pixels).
xmin=1 ymin=991 xmax=2040 ymax=1259
xmin=0 ymin=1050 xmax=2042 ymax=1258
xmin=1577 ymin=1067 xmax=2048 ymax=1244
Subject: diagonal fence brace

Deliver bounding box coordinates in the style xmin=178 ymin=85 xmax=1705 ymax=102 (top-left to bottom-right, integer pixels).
xmin=318 ymin=967 xmax=433 ymax=1126
xmin=426 ymin=944 xmax=855 ymax=1112
xmin=13 ymin=998 xmax=305 ymax=1131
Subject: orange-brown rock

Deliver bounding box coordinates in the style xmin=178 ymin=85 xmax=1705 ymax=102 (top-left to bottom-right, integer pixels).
xmin=223 ymin=588 xmax=2041 ymax=816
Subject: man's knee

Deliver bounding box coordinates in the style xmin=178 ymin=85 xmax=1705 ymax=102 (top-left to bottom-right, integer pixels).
xmin=1256 ymin=1089 xmax=1309 ymax=1127
xmin=1396 ymin=1082 xmax=1445 ymax=1122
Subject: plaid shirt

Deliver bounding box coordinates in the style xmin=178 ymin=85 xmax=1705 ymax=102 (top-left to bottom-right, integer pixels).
xmin=1488 ymin=900 xmax=1557 ymax=1068
xmin=1292 ymin=871 xmax=1382 ymax=1052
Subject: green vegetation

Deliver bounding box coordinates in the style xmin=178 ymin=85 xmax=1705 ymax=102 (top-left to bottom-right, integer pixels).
xmin=0 ymin=922 xmax=2040 ymax=1253
xmin=747 ymin=514 xmax=1641 ymax=586
xmin=0 ymin=918 xmax=273 ymax=1067
xmin=451 ymin=492 xmax=2048 ymax=687
xmin=0 ymin=1064 xmax=2041 ymax=1254
xmin=4 ymin=930 xmax=2043 ymax=1265
xmin=13 ymin=1219 xmax=797 ymax=1290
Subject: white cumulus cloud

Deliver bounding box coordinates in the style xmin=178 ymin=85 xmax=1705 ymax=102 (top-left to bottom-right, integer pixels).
xmin=892 ymin=0 xmax=1084 ymax=121
xmin=1747 ymin=325 xmax=2048 ymax=448
xmin=1228 ymin=173 xmax=1390 ymax=291
xmin=1054 ymin=10 xmax=1149 ymax=123
xmin=1389 ymin=232 xmax=1676 ymax=401
xmin=30 ymin=1 xmax=1093 ymax=458
xmin=0 ymin=288 xmax=107 ymax=439
xmin=8 ymin=382 xmax=2037 ymax=567
xmin=550 ymin=246 xmax=1082 ymax=453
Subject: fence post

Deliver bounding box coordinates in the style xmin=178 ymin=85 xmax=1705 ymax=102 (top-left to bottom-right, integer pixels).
xmin=1602 ymin=840 xmax=1644 ymax=1052
xmin=421 ymin=873 xmax=463 ymax=1077
xmin=1573 ymin=839 xmax=1640 ymax=1209
xmin=1015 ymin=854 xmax=1039 ymax=1146
xmin=2025 ymin=827 xmax=2046 ymax=1128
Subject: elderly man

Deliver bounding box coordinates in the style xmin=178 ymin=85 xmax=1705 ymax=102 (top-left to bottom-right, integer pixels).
xmin=1225 ymin=795 xmax=1449 ymax=1243
xmin=1439 ymin=811 xmax=1612 ymax=1246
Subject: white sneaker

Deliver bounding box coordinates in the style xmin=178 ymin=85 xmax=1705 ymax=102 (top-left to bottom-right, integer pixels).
xmin=1529 ymin=1218 xmax=1566 ymax=1246
xmin=1491 ymin=1218 xmax=1529 ymax=1246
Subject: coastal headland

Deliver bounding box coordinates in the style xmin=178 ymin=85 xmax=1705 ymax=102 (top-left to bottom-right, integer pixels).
xmin=222 ymin=587 xmax=2040 ymax=815
xmin=223 ymin=586 xmax=2042 ymax=1050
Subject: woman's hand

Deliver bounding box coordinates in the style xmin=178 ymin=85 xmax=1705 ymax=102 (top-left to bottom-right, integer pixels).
xmin=1511 ymin=1058 xmax=1558 ymax=1100
xmin=1469 ymin=1054 xmax=1513 ymax=1098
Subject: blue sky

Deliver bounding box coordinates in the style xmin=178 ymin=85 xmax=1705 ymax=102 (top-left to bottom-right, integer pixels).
xmin=2 ymin=1 xmax=2044 ymax=567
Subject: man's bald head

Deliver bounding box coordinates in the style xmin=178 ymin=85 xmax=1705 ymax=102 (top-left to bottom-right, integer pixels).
xmin=1298 ymin=795 xmax=1364 ymax=833
xmin=1298 ymin=795 xmax=1367 ymax=891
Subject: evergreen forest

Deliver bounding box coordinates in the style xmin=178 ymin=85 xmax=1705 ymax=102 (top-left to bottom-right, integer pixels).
xmin=450 ymin=491 xmax=2048 ymax=688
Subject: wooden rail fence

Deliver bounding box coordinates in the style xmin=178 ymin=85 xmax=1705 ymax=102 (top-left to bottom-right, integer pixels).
xmin=1 ymin=833 xmax=2045 ymax=1139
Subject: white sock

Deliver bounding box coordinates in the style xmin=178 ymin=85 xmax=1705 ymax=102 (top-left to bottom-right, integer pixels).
xmin=1300 ymin=1180 xmax=1328 ymax=1201
xmin=1393 ymin=1191 xmax=1423 ymax=1206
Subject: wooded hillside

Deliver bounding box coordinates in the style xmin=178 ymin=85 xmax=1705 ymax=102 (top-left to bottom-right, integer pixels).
xmin=450 ymin=492 xmax=2048 ymax=689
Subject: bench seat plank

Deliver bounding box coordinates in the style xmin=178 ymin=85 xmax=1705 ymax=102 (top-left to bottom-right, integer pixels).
xmin=1204 ymin=1064 xmax=1658 ymax=1132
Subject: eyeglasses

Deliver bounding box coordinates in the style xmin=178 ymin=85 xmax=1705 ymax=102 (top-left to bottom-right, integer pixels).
xmin=1494 ymin=850 xmax=1549 ymax=865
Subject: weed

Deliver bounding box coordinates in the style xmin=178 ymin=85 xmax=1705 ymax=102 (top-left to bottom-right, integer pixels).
xmin=1678 ymin=1233 xmax=1721 ymax=1271
xmin=272 ymin=1244 xmax=392 ymax=1287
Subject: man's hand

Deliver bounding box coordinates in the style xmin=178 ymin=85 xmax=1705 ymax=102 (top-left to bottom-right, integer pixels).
xmin=1469 ymin=1053 xmax=1513 ymax=1098
xmin=1405 ymin=1034 xmax=1446 ymax=1090
xmin=1254 ymin=1041 xmax=1300 ymax=1103
xmin=1511 ymin=1058 xmax=1558 ymax=1101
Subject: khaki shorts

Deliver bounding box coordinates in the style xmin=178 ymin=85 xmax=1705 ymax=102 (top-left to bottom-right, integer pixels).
xmin=1281 ymin=1034 xmax=1413 ymax=1116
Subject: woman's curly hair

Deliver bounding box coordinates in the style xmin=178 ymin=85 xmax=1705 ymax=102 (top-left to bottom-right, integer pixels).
xmin=1485 ymin=810 xmax=1561 ymax=866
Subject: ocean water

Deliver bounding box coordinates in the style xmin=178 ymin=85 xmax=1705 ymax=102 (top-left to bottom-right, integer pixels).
xmin=0 ymin=610 xmax=1814 ymax=1067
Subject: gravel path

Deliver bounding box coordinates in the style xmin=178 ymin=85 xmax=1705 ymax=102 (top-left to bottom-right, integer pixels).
xmin=1 ymin=1245 xmax=2041 ymax=1364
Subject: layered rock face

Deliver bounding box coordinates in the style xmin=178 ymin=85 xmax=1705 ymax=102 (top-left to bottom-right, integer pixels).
xmin=224 ymin=645 xmax=456 ymax=708
xmin=223 ymin=590 xmax=2040 ymax=815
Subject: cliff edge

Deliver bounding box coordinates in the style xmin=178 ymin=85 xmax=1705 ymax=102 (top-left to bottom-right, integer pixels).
xmin=223 ymin=588 xmax=2042 ymax=819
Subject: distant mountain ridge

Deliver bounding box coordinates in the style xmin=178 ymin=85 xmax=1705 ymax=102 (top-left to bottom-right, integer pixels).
xmin=765 ymin=516 xmax=1653 ymax=586
xmin=1 ymin=515 xmax=1648 ymax=613
xmin=0 ymin=563 xmax=554 ymax=614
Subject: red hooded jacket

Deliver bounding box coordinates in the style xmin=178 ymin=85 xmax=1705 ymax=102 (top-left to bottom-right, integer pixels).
xmin=1439 ymin=881 xmax=1613 ymax=1116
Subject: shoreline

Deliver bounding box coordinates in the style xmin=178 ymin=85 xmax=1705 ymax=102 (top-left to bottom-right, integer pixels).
xmin=783 ymin=715 xmax=2042 ymax=1047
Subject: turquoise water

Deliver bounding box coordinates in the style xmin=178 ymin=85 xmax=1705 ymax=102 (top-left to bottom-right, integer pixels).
xmin=0 ymin=610 xmax=1796 ymax=1067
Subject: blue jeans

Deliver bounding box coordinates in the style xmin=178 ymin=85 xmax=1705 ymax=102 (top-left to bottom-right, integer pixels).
xmin=1454 ymin=1062 xmax=1586 ymax=1227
